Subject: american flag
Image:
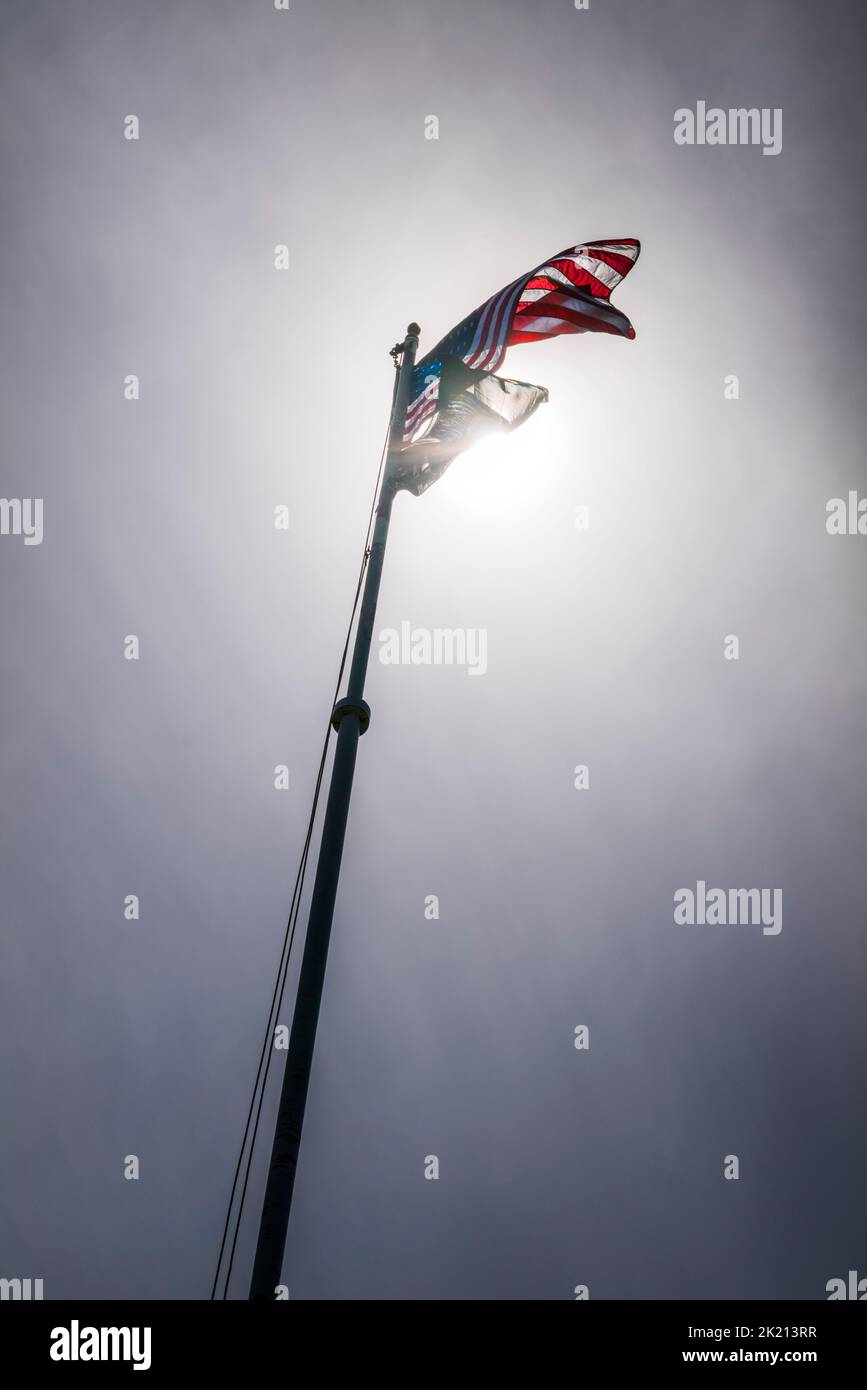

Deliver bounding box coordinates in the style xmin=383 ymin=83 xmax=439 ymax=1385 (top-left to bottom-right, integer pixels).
xmin=405 ymin=238 xmax=640 ymax=441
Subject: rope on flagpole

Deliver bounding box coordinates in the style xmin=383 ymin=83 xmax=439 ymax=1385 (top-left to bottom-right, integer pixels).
xmin=210 ymin=355 xmax=400 ymax=1300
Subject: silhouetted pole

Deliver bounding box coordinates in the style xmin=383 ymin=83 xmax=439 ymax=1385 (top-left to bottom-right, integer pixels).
xmin=249 ymin=323 xmax=420 ymax=1300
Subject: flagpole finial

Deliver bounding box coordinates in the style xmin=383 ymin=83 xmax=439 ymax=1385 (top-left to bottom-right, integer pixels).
xmin=407 ymin=322 xmax=421 ymax=337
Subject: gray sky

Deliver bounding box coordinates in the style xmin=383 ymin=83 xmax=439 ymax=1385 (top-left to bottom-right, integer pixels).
xmin=1 ymin=0 xmax=865 ymax=1300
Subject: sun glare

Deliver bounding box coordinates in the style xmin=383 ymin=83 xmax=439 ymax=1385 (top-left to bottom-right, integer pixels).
xmin=438 ymin=412 xmax=559 ymax=522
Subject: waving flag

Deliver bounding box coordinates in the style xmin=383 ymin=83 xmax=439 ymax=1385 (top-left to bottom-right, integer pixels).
xmin=396 ymin=237 xmax=640 ymax=494
xmin=393 ymin=365 xmax=549 ymax=497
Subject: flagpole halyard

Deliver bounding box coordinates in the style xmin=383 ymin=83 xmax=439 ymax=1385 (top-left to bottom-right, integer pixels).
xmin=248 ymin=323 xmax=419 ymax=1300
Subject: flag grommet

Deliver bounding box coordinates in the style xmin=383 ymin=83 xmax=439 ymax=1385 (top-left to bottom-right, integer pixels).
xmin=331 ymin=697 xmax=371 ymax=735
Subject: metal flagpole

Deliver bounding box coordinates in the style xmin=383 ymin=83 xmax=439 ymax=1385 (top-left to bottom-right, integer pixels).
xmin=249 ymin=323 xmax=420 ymax=1300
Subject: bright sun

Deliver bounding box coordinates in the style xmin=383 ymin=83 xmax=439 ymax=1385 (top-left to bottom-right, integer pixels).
xmin=437 ymin=411 xmax=559 ymax=522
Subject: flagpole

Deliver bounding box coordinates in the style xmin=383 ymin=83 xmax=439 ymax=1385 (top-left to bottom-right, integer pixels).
xmin=249 ymin=323 xmax=420 ymax=1300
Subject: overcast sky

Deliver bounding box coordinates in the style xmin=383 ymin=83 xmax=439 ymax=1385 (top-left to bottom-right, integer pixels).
xmin=1 ymin=0 xmax=865 ymax=1300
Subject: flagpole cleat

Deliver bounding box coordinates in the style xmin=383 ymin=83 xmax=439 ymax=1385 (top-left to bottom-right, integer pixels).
xmin=331 ymin=697 xmax=371 ymax=735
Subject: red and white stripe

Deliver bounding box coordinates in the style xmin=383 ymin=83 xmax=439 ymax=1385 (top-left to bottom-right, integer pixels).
xmin=405 ymin=238 xmax=640 ymax=441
